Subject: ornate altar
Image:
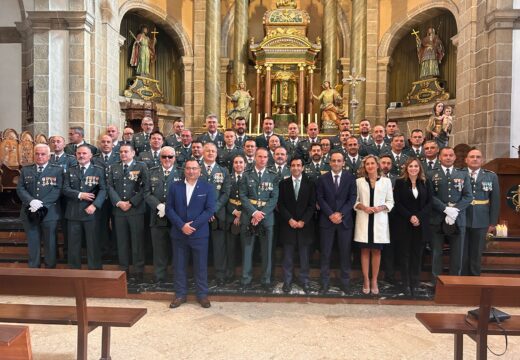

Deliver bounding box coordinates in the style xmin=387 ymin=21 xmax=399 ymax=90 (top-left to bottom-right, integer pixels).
xmin=250 ymin=0 xmax=320 ymax=131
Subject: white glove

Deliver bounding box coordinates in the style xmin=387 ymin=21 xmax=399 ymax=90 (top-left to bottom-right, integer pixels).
xmin=29 ymin=206 xmax=38 ymax=213
xmin=157 ymin=203 xmax=166 ymax=218
xmin=29 ymin=199 xmax=43 ymax=210
xmin=445 ymin=215 xmax=456 ymax=225
xmin=443 ymin=207 xmax=459 ymax=219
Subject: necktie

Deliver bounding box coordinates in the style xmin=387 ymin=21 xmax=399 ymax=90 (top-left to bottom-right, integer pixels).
xmin=352 ymin=157 xmax=356 ymax=164
xmin=429 ymin=161 xmax=434 ymax=170
xmin=334 ymin=175 xmax=340 ymax=191
xmin=80 ymin=166 xmax=86 ymax=178
xmin=51 ymin=154 xmax=57 ymax=162
xmin=164 ymin=170 xmax=170 ymax=177
xmin=104 ymin=155 xmax=109 ymax=163
xmin=237 ymin=137 xmax=242 ymax=146
xmin=257 ymin=171 xmax=262 ymax=180
xmin=416 ymin=149 xmax=420 ymax=157
xmin=294 ymin=179 xmax=300 ymax=200
xmin=207 ymin=165 xmax=212 ymax=175
xmin=471 ymin=170 xmax=477 ymax=182
xmin=377 ymin=144 xmax=381 ymax=151
xmin=277 ymin=166 xmax=282 ymax=175
xmin=363 ymin=138 xmax=367 ymax=145
xmin=153 ymin=151 xmax=158 ymax=160
xmin=73 ymin=144 xmax=77 ymax=153
xmin=124 ymin=164 xmax=128 ymax=175
xmin=237 ymin=174 xmax=242 ymax=183
xmin=38 ymin=166 xmax=43 ymax=173
xmin=144 ymin=134 xmax=149 ymax=141
xmin=446 ymin=168 xmax=451 ymax=178
xmin=395 ymin=155 xmax=400 ymax=164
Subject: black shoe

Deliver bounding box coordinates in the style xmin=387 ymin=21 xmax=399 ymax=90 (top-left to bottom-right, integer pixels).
xmin=402 ymin=286 xmax=412 ymax=296
xmin=135 ymin=272 xmax=144 ymax=283
xmin=169 ymin=296 xmax=187 ymax=309
xmin=240 ymin=283 xmax=252 ymax=292
xmin=262 ymin=283 xmax=272 ymax=292
xmin=339 ymin=283 xmax=350 ymax=294
xmin=216 ymin=278 xmax=226 ymax=287
xmin=197 ymin=297 xmax=211 ymax=308
xmin=410 ymin=287 xmax=419 ymax=297
xmin=282 ymin=283 xmax=291 ymax=293
xmin=319 ymin=284 xmax=330 ymax=294
xmin=225 ymin=276 xmax=235 ymax=284
xmin=301 ymin=283 xmax=311 ymax=294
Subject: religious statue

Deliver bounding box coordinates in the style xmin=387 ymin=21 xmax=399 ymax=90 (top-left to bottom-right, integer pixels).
xmin=415 ymin=27 xmax=445 ymax=79
xmin=312 ymin=81 xmax=345 ymax=130
xmin=130 ymin=25 xmax=157 ymax=77
xmin=226 ymin=82 xmax=254 ymax=121
xmin=425 ymin=101 xmax=453 ymax=149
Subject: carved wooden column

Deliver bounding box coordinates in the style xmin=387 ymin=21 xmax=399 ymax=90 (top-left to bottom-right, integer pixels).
xmin=297 ymin=63 xmax=305 ymax=120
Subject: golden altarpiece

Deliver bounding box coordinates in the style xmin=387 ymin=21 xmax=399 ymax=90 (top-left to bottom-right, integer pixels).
xmin=250 ymin=1 xmax=320 ymax=132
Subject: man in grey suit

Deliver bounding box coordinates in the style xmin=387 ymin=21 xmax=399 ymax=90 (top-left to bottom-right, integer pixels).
xmin=463 ymin=149 xmax=500 ymax=276
xmin=63 ymin=145 xmax=107 ymax=269
xmin=201 ymin=142 xmax=231 ymax=286
xmin=239 ymin=148 xmax=279 ymax=291
xmin=429 ymin=147 xmax=473 ymax=282
xmin=145 ymin=146 xmax=182 ymax=283
xmin=108 ymin=143 xmax=149 ymax=280
xmin=17 ymin=144 xmax=63 ymax=268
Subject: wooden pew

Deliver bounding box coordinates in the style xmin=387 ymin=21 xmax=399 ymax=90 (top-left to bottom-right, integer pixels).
xmin=0 ymin=325 xmax=32 ymax=360
xmin=416 ymin=275 xmax=520 ymax=360
xmin=0 ymin=268 xmax=147 ymax=360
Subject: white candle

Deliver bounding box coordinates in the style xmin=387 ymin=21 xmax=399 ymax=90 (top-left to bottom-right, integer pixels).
xmin=257 ymin=113 xmax=261 ymax=134
xmin=248 ymin=113 xmax=252 ymax=135
xmin=307 ymin=113 xmax=311 ymax=125
xmin=315 ymin=113 xmax=317 ymax=123
xmin=300 ymin=114 xmax=304 ymax=137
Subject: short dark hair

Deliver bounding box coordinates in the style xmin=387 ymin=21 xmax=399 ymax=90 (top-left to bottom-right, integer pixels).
xmin=411 ymin=129 xmax=423 ymax=135
xmin=235 ymin=117 xmax=245 ymax=122
xmin=439 ymin=146 xmax=454 ymax=156
xmin=290 ymin=157 xmax=304 ymax=166
xmin=69 ymin=126 xmax=85 ymax=137
xmin=310 ymin=143 xmax=322 ymax=151
xmin=150 ymin=130 xmax=164 ymax=140
xmin=191 ymin=140 xmax=203 ymax=147
xmin=119 ymin=143 xmax=135 ymax=152
xmin=76 ymin=144 xmax=92 ymax=153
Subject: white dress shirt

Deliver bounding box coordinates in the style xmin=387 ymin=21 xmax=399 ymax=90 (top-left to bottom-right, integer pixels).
xmin=185 ymin=180 xmax=197 ymax=205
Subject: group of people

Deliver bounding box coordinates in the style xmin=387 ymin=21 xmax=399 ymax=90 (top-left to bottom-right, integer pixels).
xmin=16 ymin=104 xmax=500 ymax=308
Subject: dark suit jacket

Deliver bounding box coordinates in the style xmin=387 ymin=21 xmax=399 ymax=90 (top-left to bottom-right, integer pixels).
xmin=392 ymin=178 xmax=433 ymax=242
xmin=316 ymin=171 xmax=357 ymax=229
xmin=166 ymin=179 xmax=216 ymax=240
xmin=278 ymin=175 xmax=316 ymax=245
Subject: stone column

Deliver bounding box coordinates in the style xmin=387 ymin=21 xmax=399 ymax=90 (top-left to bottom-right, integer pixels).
xmin=297 ymin=64 xmax=305 ymax=120
xmin=350 ymin=0 xmax=367 ymax=124
xmin=232 ymin=0 xmax=248 ymax=86
xmin=322 ymin=0 xmax=338 ymax=86
xmin=204 ymin=0 xmax=221 ymax=117
xmin=264 ymin=64 xmax=272 ymax=117
xmin=181 ymin=56 xmax=194 ymax=127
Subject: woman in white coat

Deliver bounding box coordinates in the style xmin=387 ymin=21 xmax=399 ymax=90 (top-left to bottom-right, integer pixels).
xmin=354 ymin=155 xmax=394 ymax=295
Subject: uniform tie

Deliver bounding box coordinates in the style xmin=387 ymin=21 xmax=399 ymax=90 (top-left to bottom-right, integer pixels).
xmin=124 ymin=164 xmax=129 ymax=175
xmin=277 ymin=166 xmax=282 ymax=175
xmin=38 ymin=166 xmax=44 ymax=173
xmin=80 ymin=166 xmax=86 ymax=178
xmin=471 ymin=170 xmax=477 ymax=182
xmin=257 ymin=171 xmax=262 ymax=180
xmin=153 ymin=151 xmax=158 ymax=161
xmin=164 ymin=170 xmax=170 ymax=177
xmin=446 ymin=168 xmax=451 ymax=178
xmin=428 ymin=161 xmax=434 ymax=170
xmin=144 ymin=134 xmax=149 ymax=141
xmin=395 ymin=155 xmax=400 ymax=164
xmin=104 ymin=155 xmax=109 ymax=163
xmin=294 ymin=178 xmax=300 ymax=200
xmin=377 ymin=144 xmax=381 ymax=151
xmin=237 ymin=174 xmax=242 ymax=183
xmin=334 ymin=174 xmax=340 ymax=191
xmin=352 ymin=157 xmax=356 ymax=164
xmin=206 ymin=165 xmax=212 ymax=175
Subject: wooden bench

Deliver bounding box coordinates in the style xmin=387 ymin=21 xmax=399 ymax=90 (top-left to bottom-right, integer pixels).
xmin=0 ymin=324 xmax=32 ymax=360
xmin=0 ymin=268 xmax=147 ymax=360
xmin=416 ymin=275 xmax=520 ymax=360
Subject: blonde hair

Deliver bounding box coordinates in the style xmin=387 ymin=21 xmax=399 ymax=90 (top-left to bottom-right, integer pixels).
xmin=357 ymin=154 xmax=381 ymax=178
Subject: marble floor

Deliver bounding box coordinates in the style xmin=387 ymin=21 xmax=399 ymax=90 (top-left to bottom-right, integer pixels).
xmin=1 ymin=295 xmax=520 ymax=359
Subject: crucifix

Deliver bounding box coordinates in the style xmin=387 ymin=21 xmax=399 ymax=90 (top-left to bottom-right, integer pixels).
xmin=342 ymin=69 xmax=366 ymax=122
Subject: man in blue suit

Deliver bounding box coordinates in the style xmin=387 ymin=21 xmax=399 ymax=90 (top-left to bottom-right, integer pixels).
xmin=166 ymin=159 xmax=216 ymax=309
xmin=316 ymin=151 xmax=357 ymax=294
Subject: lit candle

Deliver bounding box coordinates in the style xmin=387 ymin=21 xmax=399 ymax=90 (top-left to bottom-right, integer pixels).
xmin=257 ymin=113 xmax=261 ymax=134
xmin=307 ymin=113 xmax=311 ymax=125
xmin=315 ymin=113 xmax=317 ymax=123
xmin=248 ymin=113 xmax=252 ymax=135
xmin=300 ymin=114 xmax=304 ymax=137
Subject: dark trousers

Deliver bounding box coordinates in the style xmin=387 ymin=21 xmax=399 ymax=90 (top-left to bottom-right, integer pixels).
xmin=383 ymin=222 xmax=398 ymax=280
xmin=98 ymin=200 xmax=117 ymax=256
xmin=320 ymin=225 xmax=352 ymax=286
xmin=282 ymin=241 xmax=310 ymax=285
xmin=430 ymin=224 xmax=465 ymax=280
xmin=23 ymin=220 xmax=58 ymax=268
xmin=114 ymin=214 xmax=145 ymax=273
xmin=224 ymin=222 xmax=239 ymax=279
xmin=463 ymin=227 xmax=487 ymax=276
xmin=211 ymin=214 xmax=226 ymax=280
xmin=398 ymin=227 xmax=424 ymax=287
xmin=172 ymin=236 xmax=208 ymax=299
xmin=150 ymin=226 xmax=171 ymax=281
xmin=241 ymin=223 xmax=273 ymax=285
xmin=67 ymin=219 xmax=101 ymax=269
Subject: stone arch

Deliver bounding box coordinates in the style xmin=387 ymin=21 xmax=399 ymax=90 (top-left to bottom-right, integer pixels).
xmin=337 ymin=6 xmax=350 ymax=58
xmin=118 ymin=0 xmax=193 ymax=57
xmin=378 ymin=0 xmax=460 ymax=58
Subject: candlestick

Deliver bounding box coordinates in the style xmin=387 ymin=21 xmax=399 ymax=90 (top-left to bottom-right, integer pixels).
xmin=307 ymin=113 xmax=311 ymax=126
xmin=248 ymin=113 xmax=252 ymax=134
xmin=300 ymin=114 xmax=304 ymax=137
xmin=257 ymin=113 xmax=261 ymax=134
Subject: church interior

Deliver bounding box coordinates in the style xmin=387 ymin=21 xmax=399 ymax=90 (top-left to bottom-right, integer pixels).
xmin=0 ymin=0 xmax=520 ymax=359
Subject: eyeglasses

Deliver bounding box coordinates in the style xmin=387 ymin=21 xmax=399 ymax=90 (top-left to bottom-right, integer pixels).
xmin=161 ymin=155 xmax=174 ymax=159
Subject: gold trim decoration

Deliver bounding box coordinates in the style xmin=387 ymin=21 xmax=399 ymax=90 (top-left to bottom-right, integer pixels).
xmin=124 ymin=75 xmax=164 ymax=102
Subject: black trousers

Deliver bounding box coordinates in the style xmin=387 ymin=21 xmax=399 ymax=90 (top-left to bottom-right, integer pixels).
xmin=67 ymin=219 xmax=101 ymax=270
xmin=150 ymin=226 xmax=171 ymax=281
xmin=463 ymin=227 xmax=487 ymax=276
xmin=398 ymin=226 xmax=424 ymax=287
xmin=114 ymin=214 xmax=145 ymax=273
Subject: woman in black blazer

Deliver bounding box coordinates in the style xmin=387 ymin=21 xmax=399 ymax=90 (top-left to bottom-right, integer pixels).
xmin=393 ymin=158 xmax=433 ymax=296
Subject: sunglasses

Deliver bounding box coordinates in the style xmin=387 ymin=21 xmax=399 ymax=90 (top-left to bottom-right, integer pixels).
xmin=161 ymin=155 xmax=175 ymax=159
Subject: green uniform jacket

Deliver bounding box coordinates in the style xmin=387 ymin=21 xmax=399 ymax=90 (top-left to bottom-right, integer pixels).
xmin=464 ymin=168 xmax=500 ymax=228
xmin=239 ymin=168 xmax=279 ymax=226
xmin=63 ymin=164 xmax=107 ymax=221
xmin=145 ymin=166 xmax=182 ymax=227
xmin=428 ymin=167 xmax=473 ymax=227
xmin=108 ymin=160 xmax=149 ymax=216
xmin=200 ymin=163 xmax=231 ymax=218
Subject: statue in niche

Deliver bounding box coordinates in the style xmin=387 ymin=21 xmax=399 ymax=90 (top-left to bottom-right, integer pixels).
xmin=415 ymin=27 xmax=445 ymax=79
xmin=425 ymin=101 xmax=453 ymax=149
xmin=226 ymin=81 xmax=254 ymax=121
xmin=130 ymin=25 xmax=157 ymax=77
xmin=312 ymin=81 xmax=345 ymax=129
